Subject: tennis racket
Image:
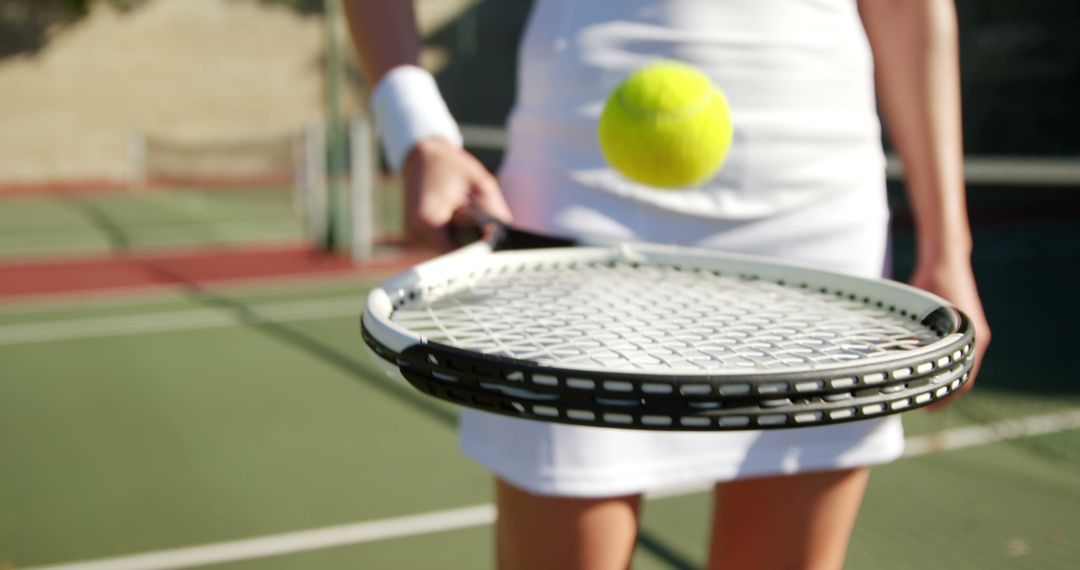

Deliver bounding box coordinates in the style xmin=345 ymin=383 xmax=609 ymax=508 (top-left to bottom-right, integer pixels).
xmin=361 ymin=227 xmax=975 ymax=431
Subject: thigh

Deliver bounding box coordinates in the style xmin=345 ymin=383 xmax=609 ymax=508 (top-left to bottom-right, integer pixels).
xmin=495 ymin=478 xmax=641 ymax=570
xmin=707 ymin=468 xmax=870 ymax=570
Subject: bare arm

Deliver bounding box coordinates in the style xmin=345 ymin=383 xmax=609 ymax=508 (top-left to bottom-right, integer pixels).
xmin=343 ymin=1 xmax=511 ymax=250
xmin=860 ymin=0 xmax=990 ymax=394
xmin=860 ymin=0 xmax=968 ymax=257
xmin=343 ymin=0 xmax=421 ymax=85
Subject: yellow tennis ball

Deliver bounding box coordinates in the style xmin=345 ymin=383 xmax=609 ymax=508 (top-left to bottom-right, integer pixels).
xmin=598 ymin=62 xmax=733 ymax=189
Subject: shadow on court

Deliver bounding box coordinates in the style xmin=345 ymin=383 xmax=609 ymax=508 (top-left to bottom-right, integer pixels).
xmin=137 ymin=262 xmax=459 ymax=429
xmin=55 ymin=193 xmax=134 ymax=252
xmin=43 ymin=181 xmax=1067 ymax=570
xmin=131 ymin=262 xmax=703 ymax=568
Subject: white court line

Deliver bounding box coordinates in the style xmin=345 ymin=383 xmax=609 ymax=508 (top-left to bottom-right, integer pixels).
xmin=0 ymin=277 xmax=367 ymax=316
xmin=0 ymin=296 xmax=363 ymax=346
xmin=22 ymin=409 xmax=1080 ymax=570
xmin=902 ymin=408 xmax=1080 ymax=456
xmin=24 ymin=506 xmax=497 ymax=570
xmin=0 ymin=229 xmax=304 ymax=258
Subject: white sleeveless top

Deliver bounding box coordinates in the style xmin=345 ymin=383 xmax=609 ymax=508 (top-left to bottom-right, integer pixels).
xmin=499 ymin=0 xmax=886 ymax=228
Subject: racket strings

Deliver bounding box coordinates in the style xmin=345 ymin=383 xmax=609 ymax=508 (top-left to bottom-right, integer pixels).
xmin=391 ymin=262 xmax=940 ymax=372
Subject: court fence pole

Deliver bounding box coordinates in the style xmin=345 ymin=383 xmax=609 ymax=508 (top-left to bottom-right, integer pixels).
xmin=127 ymin=130 xmax=146 ymax=192
xmin=291 ymin=128 xmax=307 ymax=216
xmin=350 ymin=116 xmax=376 ymax=262
xmin=304 ymin=120 xmax=330 ymax=250
xmin=323 ymin=0 xmax=350 ymax=253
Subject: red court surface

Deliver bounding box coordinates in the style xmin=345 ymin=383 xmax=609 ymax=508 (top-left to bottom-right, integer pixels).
xmin=0 ymin=244 xmax=429 ymax=300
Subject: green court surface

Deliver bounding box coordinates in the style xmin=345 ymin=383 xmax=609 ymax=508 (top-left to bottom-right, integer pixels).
xmin=1 ymin=270 xmax=1078 ymax=569
xmin=0 ymin=182 xmax=406 ymax=260
xmin=1 ymin=185 xmax=1079 ymax=569
xmin=0 ymin=188 xmax=308 ymax=258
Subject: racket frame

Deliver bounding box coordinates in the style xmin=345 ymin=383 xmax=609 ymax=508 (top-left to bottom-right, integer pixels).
xmin=361 ymin=241 xmax=975 ymax=430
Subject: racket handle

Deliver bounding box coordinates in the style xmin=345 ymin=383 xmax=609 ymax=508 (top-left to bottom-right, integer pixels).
xmin=461 ymin=208 xmax=578 ymax=251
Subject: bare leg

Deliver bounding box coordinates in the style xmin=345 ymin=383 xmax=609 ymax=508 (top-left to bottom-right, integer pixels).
xmin=707 ymin=468 xmax=870 ymax=570
xmin=495 ymin=478 xmax=642 ymax=570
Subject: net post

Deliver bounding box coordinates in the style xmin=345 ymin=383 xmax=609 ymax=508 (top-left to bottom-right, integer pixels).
xmin=350 ymin=116 xmax=376 ymax=262
xmin=323 ymin=0 xmax=351 ymax=253
xmin=127 ymin=130 xmax=145 ymax=192
xmin=291 ymin=129 xmax=306 ymax=215
xmin=305 ymin=120 xmax=330 ymax=250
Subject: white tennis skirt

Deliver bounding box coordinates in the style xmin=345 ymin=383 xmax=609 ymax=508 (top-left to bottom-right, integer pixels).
xmin=459 ymin=183 xmax=903 ymax=498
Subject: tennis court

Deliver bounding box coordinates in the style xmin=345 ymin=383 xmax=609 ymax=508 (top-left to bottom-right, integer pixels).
xmin=0 ymin=177 xmax=1078 ymax=569
xmin=0 ymin=187 xmax=305 ymax=259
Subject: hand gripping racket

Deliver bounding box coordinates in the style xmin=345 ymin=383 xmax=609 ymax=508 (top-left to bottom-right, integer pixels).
xmin=361 ymin=227 xmax=975 ymax=431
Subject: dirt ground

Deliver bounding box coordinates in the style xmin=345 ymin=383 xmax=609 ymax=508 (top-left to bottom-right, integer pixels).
xmin=0 ymin=0 xmax=475 ymax=186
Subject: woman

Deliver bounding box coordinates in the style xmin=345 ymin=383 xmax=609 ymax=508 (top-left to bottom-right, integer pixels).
xmin=345 ymin=1 xmax=990 ymax=568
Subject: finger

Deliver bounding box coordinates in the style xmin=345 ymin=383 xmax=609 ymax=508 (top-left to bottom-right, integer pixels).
xmin=967 ymin=317 xmax=991 ymax=382
xmin=405 ymin=189 xmax=456 ymax=252
xmin=447 ymin=207 xmax=485 ymax=246
xmin=408 ymin=217 xmax=455 ymax=252
xmin=413 ymin=188 xmax=462 ymax=251
xmin=923 ymin=315 xmax=988 ymax=413
xmin=466 ymin=163 xmax=513 ymax=224
xmin=436 ymin=163 xmax=510 ymax=243
xmin=403 ymin=170 xmax=461 ymax=253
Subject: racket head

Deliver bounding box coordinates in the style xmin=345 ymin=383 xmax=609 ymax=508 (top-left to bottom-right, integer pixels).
xmin=362 ymin=242 xmax=974 ymax=430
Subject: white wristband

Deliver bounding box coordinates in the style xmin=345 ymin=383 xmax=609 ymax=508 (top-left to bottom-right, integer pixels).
xmin=370 ymin=65 xmax=463 ymax=172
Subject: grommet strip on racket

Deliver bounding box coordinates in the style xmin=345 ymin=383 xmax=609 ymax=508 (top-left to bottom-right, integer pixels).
xmin=361 ymin=238 xmax=975 ymax=430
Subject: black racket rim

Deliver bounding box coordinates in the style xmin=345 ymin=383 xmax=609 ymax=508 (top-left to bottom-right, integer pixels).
xmin=360 ymin=317 xmax=975 ymax=430
xmin=360 ymin=242 xmax=977 ymax=430
xmin=361 ymin=312 xmax=973 ymax=401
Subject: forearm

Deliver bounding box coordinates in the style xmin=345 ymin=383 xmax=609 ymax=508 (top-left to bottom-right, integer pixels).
xmin=860 ymin=0 xmax=970 ymax=262
xmin=342 ymin=1 xmax=507 ymax=248
xmin=343 ymin=0 xmax=462 ymax=173
xmin=343 ymin=0 xmax=421 ymax=83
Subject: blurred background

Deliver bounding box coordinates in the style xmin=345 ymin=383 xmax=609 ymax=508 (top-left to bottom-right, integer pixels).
xmin=0 ymin=1 xmax=1077 ymax=569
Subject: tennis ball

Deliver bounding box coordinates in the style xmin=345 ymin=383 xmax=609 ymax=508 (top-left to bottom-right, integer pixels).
xmin=598 ymin=62 xmax=733 ymax=189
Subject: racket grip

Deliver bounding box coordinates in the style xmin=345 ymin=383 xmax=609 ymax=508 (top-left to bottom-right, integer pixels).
xmin=458 ymin=208 xmax=578 ymax=251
